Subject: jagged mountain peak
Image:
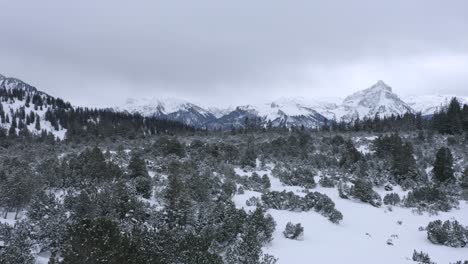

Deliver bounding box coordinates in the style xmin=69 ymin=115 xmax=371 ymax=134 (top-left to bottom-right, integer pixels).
xmin=372 ymin=80 xmax=392 ymax=92
xmin=122 ymin=97 xmax=205 ymax=115
xmin=338 ymin=81 xmax=412 ymax=121
xmin=118 ymin=97 xmax=216 ymax=127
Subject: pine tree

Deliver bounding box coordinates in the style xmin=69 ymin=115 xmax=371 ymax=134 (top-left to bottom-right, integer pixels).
xmin=35 ymin=116 xmax=41 ymax=131
xmin=134 ymin=176 xmax=152 ymax=199
xmin=241 ymin=137 xmax=257 ymax=168
xmin=433 ymin=147 xmax=454 ymax=182
xmin=461 ymin=167 xmax=468 ymax=189
xmin=127 ymin=153 xmax=149 ymax=178
xmin=447 ymin=98 xmax=463 ymax=134
xmin=164 ymin=173 xmax=192 ymax=228
xmin=261 ymin=174 xmax=271 ymax=190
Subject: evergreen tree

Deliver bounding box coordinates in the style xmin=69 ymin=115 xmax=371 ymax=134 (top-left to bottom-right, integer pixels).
xmin=283 ymin=222 xmax=304 ymax=240
xmin=127 ymin=153 xmax=149 ymax=178
xmin=261 ymin=174 xmax=271 ymax=190
xmin=461 ymin=167 xmax=468 ymax=189
xmin=35 ymin=116 xmax=41 ymax=131
xmin=433 ymin=147 xmax=455 ymax=182
xmin=164 ymin=173 xmax=192 ymax=228
xmin=61 ymin=218 xmax=133 ymax=264
xmin=241 ymin=136 xmax=257 ymax=168
xmin=134 ymin=176 xmax=153 ymax=199
xmin=447 ymin=98 xmax=463 ymax=134
xmin=0 ymin=159 xmax=36 ymax=219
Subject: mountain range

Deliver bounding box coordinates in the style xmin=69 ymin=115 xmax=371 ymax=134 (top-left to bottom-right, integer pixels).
xmin=1 ymin=73 xmax=467 ymax=133
xmin=117 ymin=80 xmax=468 ymax=129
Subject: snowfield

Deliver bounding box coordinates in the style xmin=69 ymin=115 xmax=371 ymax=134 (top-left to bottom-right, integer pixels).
xmin=234 ymin=166 xmax=468 ymax=264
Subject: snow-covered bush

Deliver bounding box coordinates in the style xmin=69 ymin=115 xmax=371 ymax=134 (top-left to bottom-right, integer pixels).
xmin=319 ymin=176 xmax=335 ymax=188
xmin=338 ymin=182 xmax=351 ymax=199
xmin=261 ymin=191 xmax=343 ymax=223
xmin=261 ymin=191 xmax=303 ymax=211
xmin=134 ymin=176 xmax=153 ymax=198
xmin=283 ymin=222 xmax=304 ymax=240
xmin=350 ymin=179 xmax=382 ymax=207
xmin=246 ymin=196 xmax=261 ymax=207
xmin=412 ymin=250 xmax=435 ymax=264
xmin=383 ymin=193 xmax=401 ymax=206
xmin=426 ymin=220 xmax=468 ymax=248
xmin=273 ymin=166 xmax=316 ymax=188
xmin=404 ymin=186 xmax=457 ymax=212
xmin=239 ymin=172 xmax=270 ymax=192
xmin=303 ymin=192 xmax=343 ymax=223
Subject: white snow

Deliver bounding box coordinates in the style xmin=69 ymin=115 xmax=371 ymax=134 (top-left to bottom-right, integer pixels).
xmin=233 ymin=165 xmax=468 ymax=264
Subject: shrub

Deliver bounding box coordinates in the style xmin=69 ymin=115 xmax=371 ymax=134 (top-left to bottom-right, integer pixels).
xmin=319 ymin=176 xmax=335 ymax=188
xmin=383 ymin=193 xmax=401 ymax=206
xmin=412 ymin=250 xmax=435 ymax=264
xmin=427 ymin=220 xmax=468 ymax=248
xmin=274 ymin=167 xmax=316 ymax=188
xmin=404 ymin=186 xmax=456 ymax=212
xmin=246 ymin=196 xmax=261 ymax=207
xmin=350 ymin=179 xmax=382 ymax=207
xmin=283 ymin=222 xmax=304 ymax=240
xmin=134 ymin=176 xmax=153 ymax=199
xmin=261 ymin=191 xmax=342 ymax=223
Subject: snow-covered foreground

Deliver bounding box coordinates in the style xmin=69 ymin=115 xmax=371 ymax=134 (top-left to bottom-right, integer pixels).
xmin=234 ymin=167 xmax=468 ymax=264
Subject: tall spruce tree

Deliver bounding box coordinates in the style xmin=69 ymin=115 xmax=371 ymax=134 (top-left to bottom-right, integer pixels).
xmin=433 ymin=147 xmax=454 ymax=182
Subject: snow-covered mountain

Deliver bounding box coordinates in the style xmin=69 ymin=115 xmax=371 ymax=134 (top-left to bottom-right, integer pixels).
xmin=335 ymin=80 xmax=413 ymax=122
xmin=117 ymin=80 xmax=468 ymax=128
xmin=117 ymin=97 xmax=216 ymax=127
xmin=0 ymin=74 xmax=69 ymax=139
xmin=118 ymin=97 xmax=328 ymax=129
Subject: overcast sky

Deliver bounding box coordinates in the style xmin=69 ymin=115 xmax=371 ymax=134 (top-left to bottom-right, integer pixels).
xmin=1 ymin=0 xmax=467 ymax=107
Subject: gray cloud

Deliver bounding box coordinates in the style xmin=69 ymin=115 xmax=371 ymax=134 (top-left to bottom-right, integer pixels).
xmin=0 ymin=0 xmax=467 ymax=107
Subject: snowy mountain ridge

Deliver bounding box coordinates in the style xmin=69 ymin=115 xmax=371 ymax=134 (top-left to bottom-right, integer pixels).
xmin=1 ymin=73 xmax=467 ymax=131
xmin=118 ymin=80 xmax=467 ymax=128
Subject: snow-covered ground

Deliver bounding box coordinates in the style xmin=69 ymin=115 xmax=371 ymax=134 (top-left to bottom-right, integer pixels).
xmin=233 ymin=166 xmax=468 ymax=264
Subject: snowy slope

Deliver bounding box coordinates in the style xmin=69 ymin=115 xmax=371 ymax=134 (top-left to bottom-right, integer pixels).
xmin=233 ymin=165 xmax=468 ymax=264
xmin=0 ymin=75 xmax=67 ymax=139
